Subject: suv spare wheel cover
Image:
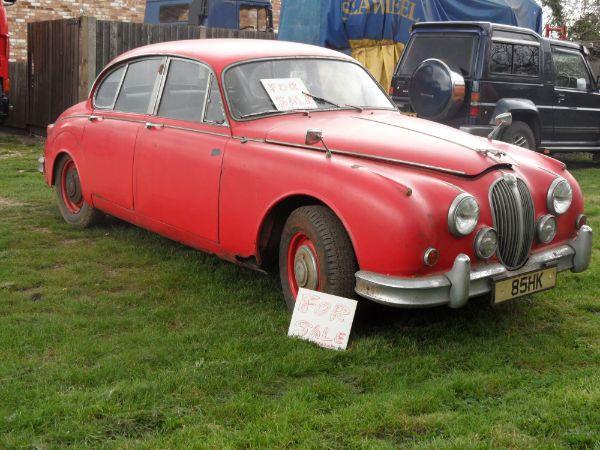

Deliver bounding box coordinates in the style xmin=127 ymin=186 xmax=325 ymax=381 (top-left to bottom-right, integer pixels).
xmin=409 ymin=58 xmax=465 ymax=121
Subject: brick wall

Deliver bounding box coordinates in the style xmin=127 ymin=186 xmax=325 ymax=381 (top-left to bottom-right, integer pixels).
xmin=7 ymin=0 xmax=282 ymax=61
xmin=8 ymin=0 xmax=146 ymax=61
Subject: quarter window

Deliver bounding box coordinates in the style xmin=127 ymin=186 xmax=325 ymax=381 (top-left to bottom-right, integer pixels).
xmin=115 ymin=58 xmax=163 ymax=114
xmin=552 ymin=48 xmax=591 ymax=90
xmin=94 ymin=66 xmax=125 ymax=109
xmin=204 ymin=76 xmax=226 ymax=124
xmin=490 ymin=42 xmax=540 ymax=76
xmin=158 ymin=60 xmax=210 ymax=122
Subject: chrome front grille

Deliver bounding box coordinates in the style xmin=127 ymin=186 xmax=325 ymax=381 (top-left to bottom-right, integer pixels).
xmin=490 ymin=176 xmax=535 ymax=270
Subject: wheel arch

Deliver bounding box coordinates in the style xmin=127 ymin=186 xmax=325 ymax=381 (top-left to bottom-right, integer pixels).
xmin=49 ymin=149 xmax=76 ymax=186
xmin=491 ymin=98 xmax=541 ymax=146
xmin=255 ymin=193 xmax=358 ymax=272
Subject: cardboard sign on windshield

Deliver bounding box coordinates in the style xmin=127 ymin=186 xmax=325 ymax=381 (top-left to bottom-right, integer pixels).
xmin=288 ymin=288 xmax=358 ymax=350
xmin=260 ymin=78 xmax=318 ymax=111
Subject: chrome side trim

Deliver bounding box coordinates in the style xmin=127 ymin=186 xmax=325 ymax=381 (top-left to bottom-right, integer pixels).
xmin=262 ymin=137 xmax=469 ymax=176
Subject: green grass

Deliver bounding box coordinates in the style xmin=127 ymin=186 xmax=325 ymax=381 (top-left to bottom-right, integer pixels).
xmin=0 ymin=134 xmax=599 ymax=449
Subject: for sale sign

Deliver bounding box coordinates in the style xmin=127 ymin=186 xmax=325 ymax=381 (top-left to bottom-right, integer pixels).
xmin=260 ymin=78 xmax=318 ymax=111
xmin=288 ymin=288 xmax=358 ymax=350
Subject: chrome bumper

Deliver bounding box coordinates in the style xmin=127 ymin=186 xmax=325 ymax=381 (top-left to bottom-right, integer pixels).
xmin=355 ymin=225 xmax=593 ymax=308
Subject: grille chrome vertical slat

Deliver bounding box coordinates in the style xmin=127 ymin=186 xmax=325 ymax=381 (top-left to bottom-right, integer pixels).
xmin=490 ymin=177 xmax=535 ymax=270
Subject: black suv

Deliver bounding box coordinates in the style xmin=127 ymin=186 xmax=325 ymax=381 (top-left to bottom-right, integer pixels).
xmin=391 ymin=22 xmax=600 ymax=156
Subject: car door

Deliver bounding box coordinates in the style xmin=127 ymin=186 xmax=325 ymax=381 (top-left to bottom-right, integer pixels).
xmin=133 ymin=58 xmax=230 ymax=243
xmin=82 ymin=57 xmax=164 ymax=212
xmin=551 ymin=46 xmax=600 ymax=144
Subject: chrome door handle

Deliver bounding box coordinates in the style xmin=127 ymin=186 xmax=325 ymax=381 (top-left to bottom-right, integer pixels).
xmin=556 ymin=93 xmax=566 ymax=103
xmin=88 ymin=115 xmax=103 ymax=122
xmin=145 ymin=122 xmax=163 ymax=130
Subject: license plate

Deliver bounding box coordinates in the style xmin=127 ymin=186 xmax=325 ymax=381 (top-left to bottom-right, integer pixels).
xmin=493 ymin=267 xmax=557 ymax=304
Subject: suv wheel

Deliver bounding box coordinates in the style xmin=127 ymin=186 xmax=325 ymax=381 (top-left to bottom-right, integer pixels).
xmin=501 ymin=121 xmax=536 ymax=150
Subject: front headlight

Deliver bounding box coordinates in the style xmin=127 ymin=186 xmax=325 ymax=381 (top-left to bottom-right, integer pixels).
xmin=547 ymin=178 xmax=572 ymax=215
xmin=448 ymin=193 xmax=480 ymax=236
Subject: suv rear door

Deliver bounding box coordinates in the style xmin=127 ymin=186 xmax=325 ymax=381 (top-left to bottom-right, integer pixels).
xmin=551 ymin=46 xmax=600 ymax=145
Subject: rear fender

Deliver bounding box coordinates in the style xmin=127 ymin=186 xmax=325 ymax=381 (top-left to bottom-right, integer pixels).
xmin=490 ymin=98 xmax=539 ymax=124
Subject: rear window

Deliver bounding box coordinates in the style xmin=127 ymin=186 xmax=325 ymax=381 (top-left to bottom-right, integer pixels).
xmin=159 ymin=4 xmax=189 ymax=23
xmin=397 ymin=34 xmax=479 ymax=77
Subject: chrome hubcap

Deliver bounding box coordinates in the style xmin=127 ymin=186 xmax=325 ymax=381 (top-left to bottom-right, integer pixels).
xmin=294 ymin=245 xmax=318 ymax=290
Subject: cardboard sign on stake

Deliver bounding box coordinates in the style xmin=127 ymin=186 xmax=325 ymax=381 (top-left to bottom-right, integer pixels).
xmin=288 ymin=288 xmax=358 ymax=351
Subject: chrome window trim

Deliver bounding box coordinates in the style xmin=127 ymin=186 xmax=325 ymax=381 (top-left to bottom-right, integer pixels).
xmin=491 ymin=37 xmax=541 ymax=47
xmin=109 ymin=56 xmax=166 ymax=116
xmin=221 ymin=56 xmax=397 ymax=122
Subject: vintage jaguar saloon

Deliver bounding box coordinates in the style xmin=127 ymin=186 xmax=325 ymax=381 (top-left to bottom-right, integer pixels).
xmin=41 ymin=39 xmax=592 ymax=311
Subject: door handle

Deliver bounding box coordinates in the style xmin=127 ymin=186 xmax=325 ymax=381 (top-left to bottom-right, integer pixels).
xmin=556 ymin=93 xmax=566 ymax=103
xmin=88 ymin=115 xmax=103 ymax=122
xmin=145 ymin=122 xmax=163 ymax=130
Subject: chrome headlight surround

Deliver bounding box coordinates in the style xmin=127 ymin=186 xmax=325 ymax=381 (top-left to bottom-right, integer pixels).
xmin=474 ymin=227 xmax=498 ymax=260
xmin=537 ymin=214 xmax=557 ymax=244
xmin=448 ymin=193 xmax=480 ymax=237
xmin=547 ymin=178 xmax=572 ymax=215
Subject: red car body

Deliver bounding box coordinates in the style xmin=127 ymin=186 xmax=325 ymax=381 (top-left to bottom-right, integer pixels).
xmin=42 ymin=39 xmax=592 ymax=309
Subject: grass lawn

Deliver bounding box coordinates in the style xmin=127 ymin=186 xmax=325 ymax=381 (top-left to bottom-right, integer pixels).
xmin=0 ymin=133 xmax=599 ymax=449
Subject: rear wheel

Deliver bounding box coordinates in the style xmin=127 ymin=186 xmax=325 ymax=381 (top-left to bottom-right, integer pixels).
xmin=279 ymin=206 xmax=357 ymax=312
xmin=500 ymin=121 xmax=536 ymax=150
xmin=54 ymin=155 xmax=103 ymax=228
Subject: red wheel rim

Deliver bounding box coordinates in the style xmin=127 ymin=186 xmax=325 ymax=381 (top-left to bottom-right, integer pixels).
xmin=60 ymin=159 xmax=83 ymax=214
xmin=287 ymin=232 xmax=320 ymax=301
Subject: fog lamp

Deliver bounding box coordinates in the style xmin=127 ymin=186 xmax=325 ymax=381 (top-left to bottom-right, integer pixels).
xmin=537 ymin=215 xmax=557 ymax=244
xmin=474 ymin=227 xmax=498 ymax=260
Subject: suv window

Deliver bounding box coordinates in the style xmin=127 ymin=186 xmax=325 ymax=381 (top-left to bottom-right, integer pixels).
xmin=490 ymin=41 xmax=539 ymax=76
xmin=397 ymin=34 xmax=479 ymax=77
xmin=95 ymin=66 xmax=125 ymax=109
xmin=159 ymin=4 xmax=189 ymax=23
xmin=158 ymin=59 xmax=210 ymax=122
xmin=115 ymin=58 xmax=163 ymax=114
xmin=240 ymin=6 xmax=269 ymax=31
xmin=552 ymin=48 xmax=591 ymax=90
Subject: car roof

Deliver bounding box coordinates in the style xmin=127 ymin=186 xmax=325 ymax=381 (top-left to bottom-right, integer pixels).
xmin=109 ymin=38 xmax=353 ymax=70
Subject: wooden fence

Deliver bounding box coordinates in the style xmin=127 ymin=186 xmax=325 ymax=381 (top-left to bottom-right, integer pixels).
xmin=7 ymin=16 xmax=275 ymax=132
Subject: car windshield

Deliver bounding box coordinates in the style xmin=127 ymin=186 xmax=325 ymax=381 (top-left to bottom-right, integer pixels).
xmin=397 ymin=34 xmax=479 ymax=77
xmin=224 ymin=58 xmax=395 ymax=119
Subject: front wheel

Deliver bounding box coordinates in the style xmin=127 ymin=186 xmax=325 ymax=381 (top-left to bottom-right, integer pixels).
xmin=54 ymin=155 xmax=103 ymax=228
xmin=279 ymin=205 xmax=358 ymax=312
xmin=500 ymin=121 xmax=536 ymax=150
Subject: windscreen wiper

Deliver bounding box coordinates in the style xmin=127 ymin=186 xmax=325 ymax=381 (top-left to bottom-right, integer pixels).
xmin=302 ymin=91 xmax=363 ymax=113
xmin=240 ymin=109 xmax=311 ymax=119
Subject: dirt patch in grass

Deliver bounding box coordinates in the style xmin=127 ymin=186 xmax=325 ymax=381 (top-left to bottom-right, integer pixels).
xmin=0 ymin=197 xmax=25 ymax=208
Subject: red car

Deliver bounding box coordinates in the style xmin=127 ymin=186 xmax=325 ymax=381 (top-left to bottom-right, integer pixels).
xmin=40 ymin=39 xmax=592 ymax=311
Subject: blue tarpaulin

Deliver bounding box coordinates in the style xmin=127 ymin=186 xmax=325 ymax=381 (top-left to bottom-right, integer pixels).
xmin=279 ymin=0 xmax=543 ymax=50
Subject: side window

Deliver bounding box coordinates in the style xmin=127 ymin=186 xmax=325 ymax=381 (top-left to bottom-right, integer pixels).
xmin=490 ymin=42 xmax=512 ymax=74
xmin=552 ymin=49 xmax=591 ymax=90
xmin=115 ymin=58 xmax=163 ymax=114
xmin=490 ymin=42 xmax=539 ymax=76
xmin=513 ymin=45 xmax=539 ymax=76
xmin=158 ymin=60 xmax=210 ymax=122
xmin=204 ymin=76 xmax=226 ymax=125
xmin=94 ymin=66 xmax=125 ymax=109
xmin=159 ymin=4 xmax=190 ymax=23
xmin=240 ymin=6 xmax=269 ymax=31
